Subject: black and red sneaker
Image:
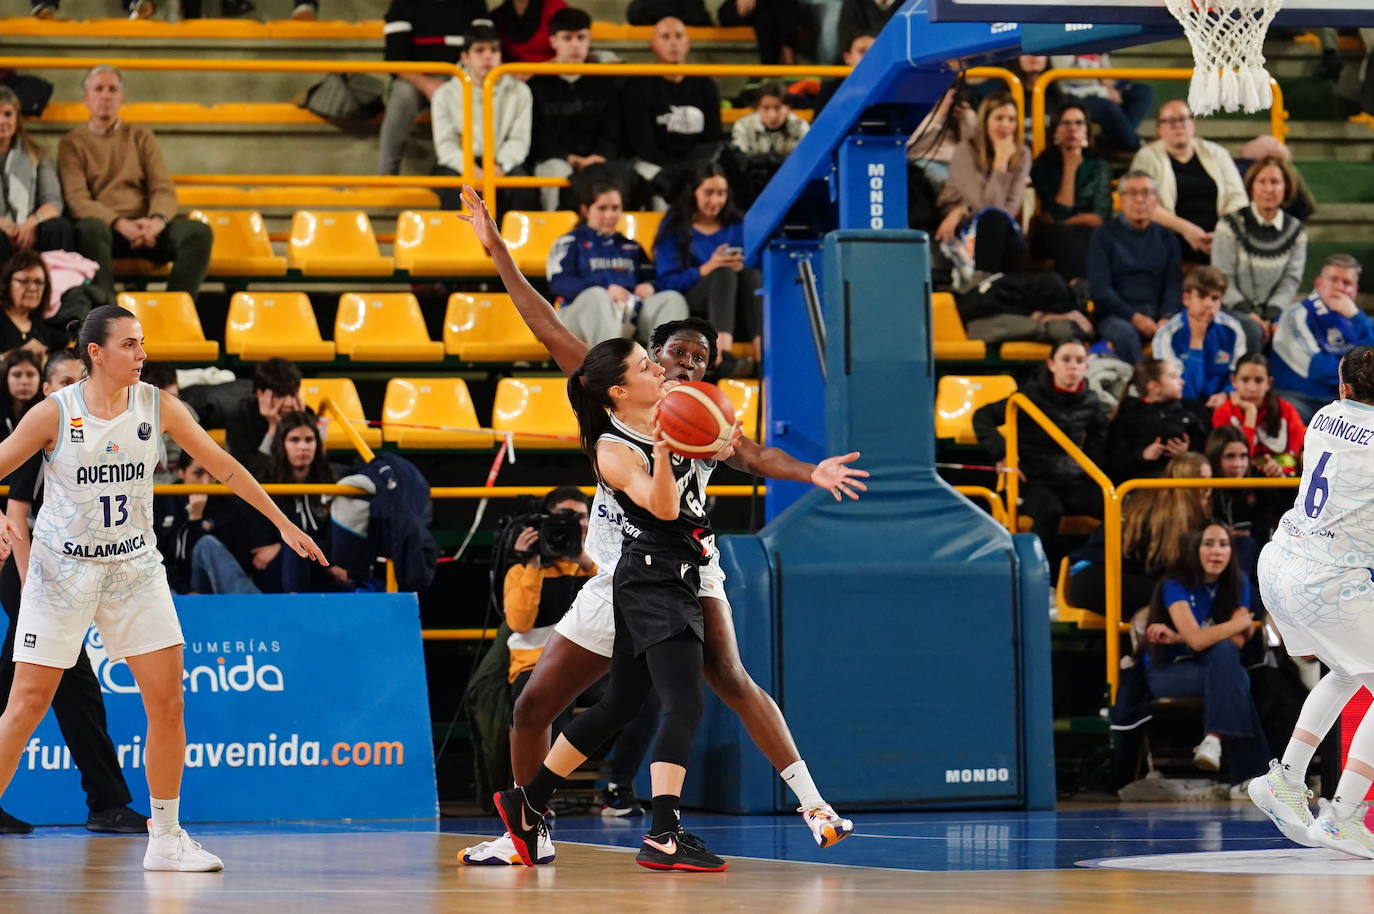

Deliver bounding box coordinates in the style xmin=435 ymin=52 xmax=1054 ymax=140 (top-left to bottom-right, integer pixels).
xmin=492 ymin=788 xmax=545 ymax=867
xmin=635 ymin=827 xmax=727 ymax=872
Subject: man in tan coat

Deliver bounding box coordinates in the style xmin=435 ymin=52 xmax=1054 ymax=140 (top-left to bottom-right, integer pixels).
xmin=58 ymin=66 xmax=212 ymax=303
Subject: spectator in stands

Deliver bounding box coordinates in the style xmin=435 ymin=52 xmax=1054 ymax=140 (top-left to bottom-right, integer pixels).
xmin=1141 ymin=519 xmax=1266 ymax=781
xmin=259 ymin=411 xmax=352 ymax=592
xmin=492 ymin=0 xmax=569 ymax=62
xmin=1153 ymin=266 xmax=1246 ymax=408
xmin=1271 ymin=253 xmax=1373 ymax=421
xmin=1213 ymin=352 xmax=1305 ymax=476
xmin=377 ymin=0 xmax=488 ymax=175
xmin=1210 ymin=156 xmax=1307 ymax=356
xmin=547 ymin=180 xmax=689 ymax=346
xmin=971 ymin=57 xmax=1064 ymax=129
xmin=1204 ymin=425 xmax=1280 ymax=584
xmin=529 ymin=7 xmax=639 ymax=211
xmin=1233 ymin=135 xmax=1314 ymax=224
xmin=815 ymin=32 xmax=874 ymax=114
xmin=973 ymin=339 xmax=1108 ymax=571
xmin=1029 ymin=102 xmax=1111 ymax=282
xmin=1128 ymin=99 xmax=1247 ymax=264
xmin=179 ymin=0 xmax=321 ymax=20
xmin=0 ymin=86 xmax=73 ymax=263
xmin=622 ymin=17 xmax=724 ymax=208
xmin=837 ymin=0 xmax=897 ymax=58
xmin=653 ymin=162 xmax=759 ymax=376
xmin=186 ymin=357 xmax=303 ymax=465
xmin=0 ymin=349 xmax=41 ymax=436
xmin=58 ymin=66 xmax=212 ymax=304
xmin=432 ymin=22 xmax=537 ymax=212
xmin=906 ymin=84 xmax=975 ymax=193
xmin=1087 ymin=171 xmax=1182 ymax=364
xmin=936 ymin=91 xmax=1031 ymax=285
xmin=730 ymin=82 xmax=809 ymax=205
xmin=626 ymin=0 xmax=711 ymax=26
xmin=1047 ymin=53 xmax=1152 ymax=154
xmin=170 ymin=454 xmax=283 ymax=595
xmin=717 ymin=0 xmax=802 ymax=66
xmin=0 ymin=252 xmax=63 ymax=358
xmin=1107 ymin=357 xmax=1209 ymax=484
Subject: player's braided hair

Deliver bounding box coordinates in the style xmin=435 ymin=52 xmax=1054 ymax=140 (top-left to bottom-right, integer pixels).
xmin=1340 ymin=346 xmax=1374 ymax=404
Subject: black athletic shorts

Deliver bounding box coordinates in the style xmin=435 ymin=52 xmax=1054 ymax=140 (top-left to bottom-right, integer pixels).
xmin=612 ymin=544 xmax=704 ymax=656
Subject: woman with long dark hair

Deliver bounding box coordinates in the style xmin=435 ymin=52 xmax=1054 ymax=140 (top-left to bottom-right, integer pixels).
xmin=1030 ymin=102 xmax=1112 ymax=281
xmin=494 ymin=337 xmax=733 ymax=872
xmin=653 ymin=162 xmax=760 ymax=377
xmin=260 ymin=411 xmax=347 ymax=593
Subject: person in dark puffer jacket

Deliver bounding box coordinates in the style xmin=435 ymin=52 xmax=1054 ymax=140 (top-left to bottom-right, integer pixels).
xmin=974 ymin=339 xmax=1109 ymax=570
xmin=1107 ymin=357 xmax=1210 ymax=483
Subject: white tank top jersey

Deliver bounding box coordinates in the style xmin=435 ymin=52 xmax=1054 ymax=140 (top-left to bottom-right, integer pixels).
xmin=1274 ymin=397 xmax=1374 ymax=568
xmin=32 ymin=381 xmax=162 ymax=562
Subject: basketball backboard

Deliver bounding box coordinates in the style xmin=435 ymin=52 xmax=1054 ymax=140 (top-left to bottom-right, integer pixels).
xmin=929 ymin=0 xmax=1374 ymax=27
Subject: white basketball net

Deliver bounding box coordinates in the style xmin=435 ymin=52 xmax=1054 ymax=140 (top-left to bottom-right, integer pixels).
xmin=1164 ymin=0 xmax=1284 ymax=115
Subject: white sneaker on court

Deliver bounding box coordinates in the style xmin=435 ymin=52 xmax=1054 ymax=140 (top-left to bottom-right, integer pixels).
xmin=1308 ymin=798 xmax=1374 ymax=860
xmin=1193 ymin=735 xmax=1222 ymax=771
xmin=1247 ymin=759 xmax=1317 ymax=847
xmin=143 ymin=828 xmax=224 ymax=871
xmin=458 ymin=828 xmax=556 ymax=866
xmin=801 ymin=804 xmax=853 ymax=849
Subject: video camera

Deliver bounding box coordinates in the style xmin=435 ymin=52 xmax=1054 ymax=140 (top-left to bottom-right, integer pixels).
xmin=504 ymin=510 xmax=585 ymax=562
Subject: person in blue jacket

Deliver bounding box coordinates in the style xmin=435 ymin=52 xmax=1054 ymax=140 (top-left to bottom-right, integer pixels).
xmin=1152 ymin=266 xmax=1246 ymax=408
xmin=1271 ymin=253 xmax=1373 ymax=422
xmin=546 ymin=181 xmax=687 ymax=347
xmin=652 ymin=162 xmax=760 ymax=378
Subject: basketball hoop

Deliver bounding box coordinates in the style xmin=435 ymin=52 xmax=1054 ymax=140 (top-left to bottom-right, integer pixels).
xmin=1164 ymin=0 xmax=1284 ymax=115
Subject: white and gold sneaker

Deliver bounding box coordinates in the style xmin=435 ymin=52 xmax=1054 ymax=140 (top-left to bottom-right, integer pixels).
xmin=1248 ymin=759 xmax=1317 ymax=847
xmin=801 ymin=804 xmax=854 ymax=849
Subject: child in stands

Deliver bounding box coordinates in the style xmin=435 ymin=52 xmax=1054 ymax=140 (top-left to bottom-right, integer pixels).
xmin=1212 ymin=352 xmax=1305 ymax=476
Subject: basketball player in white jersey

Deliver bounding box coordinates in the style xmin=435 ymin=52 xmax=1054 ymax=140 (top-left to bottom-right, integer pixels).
xmin=0 ymin=306 xmax=326 ymax=872
xmin=1251 ymin=346 xmax=1374 ymax=858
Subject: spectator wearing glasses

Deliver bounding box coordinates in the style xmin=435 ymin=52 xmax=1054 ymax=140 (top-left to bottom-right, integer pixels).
xmin=1030 ymin=102 xmax=1111 ymax=281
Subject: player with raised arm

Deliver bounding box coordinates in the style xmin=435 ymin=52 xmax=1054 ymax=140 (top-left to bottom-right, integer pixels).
xmin=457 ymin=184 xmax=866 ymax=865
xmin=0 ymin=306 xmax=326 ymax=872
xmin=1252 ymin=346 xmax=1374 ymax=858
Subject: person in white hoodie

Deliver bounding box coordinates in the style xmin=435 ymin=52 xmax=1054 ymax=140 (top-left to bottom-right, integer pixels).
xmin=431 ymin=20 xmax=537 ymax=211
xmin=1128 ymin=99 xmax=1247 ymax=265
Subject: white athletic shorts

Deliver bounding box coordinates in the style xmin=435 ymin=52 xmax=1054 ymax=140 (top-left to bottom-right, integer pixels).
xmin=13 ymin=545 xmax=183 ymax=669
xmin=1258 ymin=540 xmax=1374 ymax=677
xmin=555 ymin=554 xmax=729 ymax=659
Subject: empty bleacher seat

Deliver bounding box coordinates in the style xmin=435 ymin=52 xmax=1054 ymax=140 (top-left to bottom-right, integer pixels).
xmin=225 ymin=292 xmax=336 ymax=362
xmin=618 ymin=211 xmax=665 ymax=252
xmin=501 ymin=211 xmax=579 ymax=276
xmin=382 ymin=378 xmax=493 ymax=449
xmin=718 ymin=378 xmax=761 ymax=438
xmin=491 ymin=377 xmax=579 ymax=449
xmin=300 ymin=377 xmax=382 ymax=450
xmin=116 ymin=292 xmax=219 ymax=362
xmin=188 ymin=210 xmax=287 ymax=276
xmin=999 ymin=341 xmax=1053 ymax=361
xmin=287 ymin=211 xmax=395 ymax=276
xmin=934 ymin=375 xmax=1016 ymax=444
xmin=443 ymin=293 xmax=549 ymax=362
xmin=334 ymin=293 xmax=444 ymax=363
xmin=931 ymin=292 xmax=987 ymax=360
xmin=394 ymin=210 xmax=494 ymax=276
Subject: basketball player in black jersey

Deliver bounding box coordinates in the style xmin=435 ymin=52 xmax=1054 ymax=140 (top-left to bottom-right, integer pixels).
xmin=494 ymin=337 xmax=733 ymax=872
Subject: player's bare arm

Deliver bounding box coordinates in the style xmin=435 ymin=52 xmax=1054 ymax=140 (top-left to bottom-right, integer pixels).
xmin=597 ymin=438 xmax=679 ymax=521
xmin=158 ymin=389 xmax=327 ymax=565
xmin=727 ymin=439 xmax=869 ymax=501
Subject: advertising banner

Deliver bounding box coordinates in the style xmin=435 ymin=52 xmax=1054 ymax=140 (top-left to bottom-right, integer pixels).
xmin=7 ymin=593 xmax=437 ymax=824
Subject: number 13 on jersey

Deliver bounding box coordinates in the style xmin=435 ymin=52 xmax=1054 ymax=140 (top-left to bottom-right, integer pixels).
xmin=100 ymin=494 xmax=129 ymax=527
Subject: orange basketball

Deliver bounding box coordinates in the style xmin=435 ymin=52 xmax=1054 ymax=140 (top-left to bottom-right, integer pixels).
xmin=657 ymin=381 xmax=737 ymax=457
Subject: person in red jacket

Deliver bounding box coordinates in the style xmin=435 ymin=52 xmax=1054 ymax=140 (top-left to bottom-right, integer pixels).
xmin=491 ymin=0 xmax=569 ymax=62
xmin=1212 ymin=352 xmax=1305 ymax=475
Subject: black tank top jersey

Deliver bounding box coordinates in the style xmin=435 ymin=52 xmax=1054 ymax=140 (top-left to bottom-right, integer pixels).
xmin=598 ymin=414 xmax=714 ymax=563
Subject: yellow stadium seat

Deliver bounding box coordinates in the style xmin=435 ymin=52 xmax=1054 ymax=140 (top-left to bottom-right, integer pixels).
xmin=1053 ymin=557 xmax=1107 ymax=630
xmin=491 ymin=377 xmax=580 ymax=449
xmin=188 ymin=210 xmax=287 ymax=276
xmin=394 ymin=210 xmax=495 ymax=277
xmin=444 ymin=293 xmax=549 ymax=362
xmin=999 ymin=341 xmax=1053 ymax=361
xmin=334 ymin=293 xmax=444 ymax=363
xmin=934 ymin=375 xmax=1016 ymax=444
xmin=115 ymin=292 xmax=219 ymax=362
xmin=501 ymin=211 xmax=579 ymax=276
xmin=618 ymin=211 xmax=665 ymax=252
xmin=718 ymin=379 xmax=761 ymax=438
xmin=287 ymin=210 xmax=395 ymax=276
xmin=930 ymin=292 xmax=987 ymax=360
xmin=188 ymin=208 xmax=287 ymax=276
xmin=300 ymin=377 xmax=382 ymax=450
xmin=382 ymin=378 xmax=493 ymax=449
xmin=225 ymin=292 xmax=336 ymax=362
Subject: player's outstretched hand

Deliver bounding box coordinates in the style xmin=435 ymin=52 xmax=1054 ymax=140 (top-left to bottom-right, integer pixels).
xmin=812 ymin=451 xmax=870 ymax=501
xmin=0 ymin=513 xmax=16 ymax=561
xmin=710 ymin=421 xmax=744 ymax=463
xmin=457 ymin=184 xmax=503 ymax=255
xmin=280 ymin=523 xmax=328 ymax=566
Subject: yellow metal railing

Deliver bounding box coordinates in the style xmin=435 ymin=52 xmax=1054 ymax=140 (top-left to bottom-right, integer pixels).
xmin=1032 ymin=68 xmax=1288 ymax=156
xmin=1003 ymin=393 xmax=1114 ymax=536
xmin=955 ymin=484 xmax=1007 ymax=526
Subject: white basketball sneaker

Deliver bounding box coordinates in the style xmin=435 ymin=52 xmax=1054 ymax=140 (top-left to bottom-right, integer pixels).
xmin=143 ymin=827 xmax=224 ymax=871
xmin=458 ymin=828 xmax=556 ymax=866
xmin=801 ymin=804 xmax=854 ymax=849
xmin=1247 ymin=759 xmax=1317 ymax=847
xmin=1308 ymin=798 xmax=1374 ymax=860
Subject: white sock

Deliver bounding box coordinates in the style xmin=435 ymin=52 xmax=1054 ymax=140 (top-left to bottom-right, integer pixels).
xmin=1280 ymin=739 xmax=1316 ymax=784
xmin=780 ymin=761 xmax=823 ymax=810
xmin=150 ymin=796 xmax=180 ymax=836
xmin=1334 ymin=769 xmax=1373 ymax=820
